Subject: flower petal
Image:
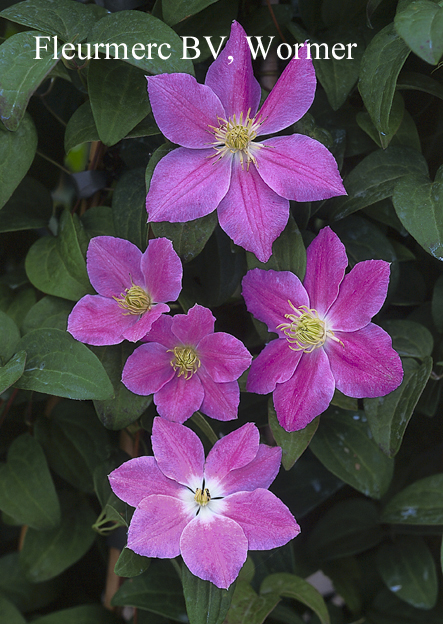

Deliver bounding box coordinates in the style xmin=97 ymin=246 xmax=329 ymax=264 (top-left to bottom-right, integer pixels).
xmin=303 ymin=227 xmax=348 ymax=318
xmin=256 ymin=135 xmax=346 ymax=202
xmin=172 ymin=304 xmax=214 ymax=346
xmin=325 ymin=323 xmax=403 ymax=398
xmin=222 ymin=489 xmax=300 ymax=550
xmin=152 ymin=417 xmax=205 ymax=490
xmin=257 ymin=47 xmax=316 ymax=135
xmin=108 ymin=457 xmax=182 ymax=507
xmin=146 ymin=147 xmax=231 ymax=223
xmin=87 ymin=236 xmax=143 ymax=298
xmin=121 ymin=303 xmax=170 ymax=343
xmin=141 ymin=238 xmax=183 ymax=303
xmin=242 ymin=268 xmax=309 ymax=334
xmin=128 ymin=494 xmax=191 ymax=558
xmin=273 ymin=348 xmax=335 ymax=431
xmin=154 ymin=373 xmax=205 ymax=424
xmin=143 ymin=314 xmax=175 ymax=348
xmin=122 ymin=343 xmax=174 ymax=395
xmin=205 ymin=21 xmax=261 ymax=118
xmin=205 ymin=422 xmax=259 ymax=484
xmin=147 ymin=73 xmax=225 ymax=148
xmin=217 ymin=160 xmax=289 ymax=262
xmin=217 ymin=445 xmax=282 ymax=496
xmin=246 ymin=338 xmax=302 ymax=395
xmin=325 ymin=260 xmax=391 ymax=332
xmin=198 ymin=366 xmax=240 ymax=421
xmin=180 ymin=513 xmax=248 ymax=589
xmin=68 ymin=295 xmax=133 ymax=346
xmin=198 ymin=332 xmax=252 ymax=382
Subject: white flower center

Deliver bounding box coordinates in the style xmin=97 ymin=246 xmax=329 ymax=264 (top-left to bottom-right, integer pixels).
xmin=113 ymin=283 xmax=151 ymax=315
xmin=277 ymin=300 xmax=343 ymax=352
xmin=209 ymin=108 xmax=264 ymax=170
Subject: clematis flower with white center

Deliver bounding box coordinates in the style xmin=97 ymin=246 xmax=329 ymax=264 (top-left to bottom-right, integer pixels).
xmin=145 ymin=21 xmax=346 ymax=263
xmin=109 ymin=418 xmax=300 ymax=589
xmin=242 ymin=227 xmax=404 ymax=432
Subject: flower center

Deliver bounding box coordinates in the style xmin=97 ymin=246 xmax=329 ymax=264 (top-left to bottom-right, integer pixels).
xmin=113 ymin=283 xmax=152 ymax=316
xmin=194 ymin=487 xmax=211 ymax=506
xmin=168 ymin=345 xmax=201 ymax=379
xmin=277 ymin=301 xmax=342 ymax=353
xmin=209 ymin=108 xmax=264 ymax=170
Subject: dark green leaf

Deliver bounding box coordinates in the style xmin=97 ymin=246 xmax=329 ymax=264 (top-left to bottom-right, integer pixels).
xmin=260 ymin=573 xmax=330 ymax=624
xmin=81 ymin=205 xmax=115 ymax=239
xmin=0 ymin=433 xmax=60 ymax=530
xmin=357 ymin=91 xmax=405 ymax=149
xmin=382 ymin=473 xmax=443 ymax=524
xmin=163 ymin=0 xmax=218 ymax=26
xmin=0 ymin=310 xmax=20 ymax=362
xmin=0 ymin=594 xmax=26 ymax=624
xmin=115 ymin=548 xmax=150 ymax=578
xmin=32 ymin=604 xmax=119 ymax=624
xmin=432 ymin=274 xmax=443 ymax=332
xmin=0 ymin=177 xmax=52 ymax=232
xmin=0 ymin=351 xmax=26 ymax=394
xmin=0 ymin=552 xmax=56 ymax=613
xmin=5 ymin=287 xmax=37 ymax=330
xmin=151 ymin=213 xmax=217 ymax=263
xmin=368 ymin=587 xmax=443 ymax=624
xmin=0 ymin=113 xmax=37 ymax=208
xmin=182 ymin=564 xmax=236 ymax=624
xmin=112 ymin=167 xmax=148 ymax=251
xmin=64 ymin=102 xmax=99 ymax=153
xmin=376 ymin=320 xmax=433 ymax=359
xmin=22 ymin=296 xmax=72 ymax=334
xmin=395 ymin=0 xmax=443 ymax=65
xmin=269 ymin=399 xmax=319 ymax=470
xmin=322 ymin=558 xmax=362 ymax=615
xmin=309 ymin=407 xmax=394 ymax=499
xmin=14 ymin=328 xmax=114 ymax=400
xmin=377 ymin=536 xmax=438 ymax=608
xmin=225 ymin=581 xmax=280 ymax=624
xmin=397 ymin=70 xmax=443 ymax=99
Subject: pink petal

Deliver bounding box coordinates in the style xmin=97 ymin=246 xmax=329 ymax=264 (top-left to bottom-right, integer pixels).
xmin=205 ymin=422 xmax=259 ymax=484
xmin=154 ymin=373 xmax=205 ymax=424
xmin=257 ymin=47 xmax=316 ymax=135
xmin=143 ymin=314 xmax=175 ymax=348
xmin=141 ymin=238 xmax=182 ymax=303
xmin=68 ymin=295 xmax=134 ymax=346
xmin=303 ymin=227 xmax=348 ymax=318
xmin=108 ymin=457 xmax=182 ymax=507
xmin=247 ymin=338 xmax=302 ymax=395
xmin=273 ymin=348 xmax=335 ymax=431
xmin=128 ymin=494 xmax=192 ymax=559
xmin=147 ymin=73 xmax=225 ymax=148
xmin=198 ymin=366 xmax=240 ymax=421
xmin=87 ymin=236 xmax=143 ymax=298
xmin=324 ymin=323 xmax=404 ymax=398
xmin=122 ymin=343 xmax=174 ymax=395
xmin=205 ymin=21 xmax=261 ymax=118
xmin=151 ymin=417 xmax=205 ymax=490
xmin=146 ymin=147 xmax=231 ymax=223
xmin=198 ymin=332 xmax=252 ymax=382
xmin=171 ymin=304 xmax=214 ymax=346
xmin=242 ymin=268 xmax=309 ymax=334
xmin=180 ymin=513 xmax=248 ymax=589
xmin=256 ymin=135 xmax=346 ymax=202
xmin=222 ymin=489 xmax=300 ymax=550
xmin=121 ymin=303 xmax=170 ymax=343
xmin=217 ymin=160 xmax=289 ymax=262
xmin=325 ymin=260 xmax=391 ymax=332
xmin=217 ymin=445 xmax=282 ymax=496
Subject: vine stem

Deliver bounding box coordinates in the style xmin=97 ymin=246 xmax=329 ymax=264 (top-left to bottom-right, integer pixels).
xmin=191 ymin=411 xmax=219 ymax=446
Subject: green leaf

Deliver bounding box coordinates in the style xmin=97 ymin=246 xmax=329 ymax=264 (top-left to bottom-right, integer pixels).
xmin=151 ymin=213 xmax=218 ymax=263
xmin=322 ymin=558 xmax=362 ymax=615
xmin=81 ymin=205 xmax=115 ymax=239
xmin=112 ymin=167 xmax=148 ymax=251
xmin=5 ymin=287 xmax=37 ymax=331
xmin=0 ymin=0 xmax=107 ymax=42
xmin=0 ymin=351 xmax=26 ymax=394
xmin=64 ymin=102 xmax=99 ymax=153
xmin=364 ymin=357 xmax=432 ymax=457
xmin=0 ymin=433 xmax=60 ymax=530
xmin=377 ymin=536 xmax=438 ymax=608
xmin=393 ymin=164 xmax=443 ymax=261
xmin=0 ymin=114 xmax=37 ymax=209
xmin=382 ymin=473 xmax=443 ymax=524
xmin=0 ymin=310 xmax=20 ymax=363
xmin=163 ymin=0 xmax=218 ymax=25
xmin=0 ymin=594 xmax=27 ymax=624
xmin=432 ymin=274 xmax=443 ymax=332
xmin=182 ymin=564 xmax=236 ymax=624
xmin=22 ymin=295 xmax=72 ymax=334
xmin=397 ymin=70 xmax=443 ymax=100
xmin=269 ymin=399 xmax=319 ymax=470
xmin=395 ymin=0 xmax=443 ymax=65
xmin=307 ymin=499 xmax=383 ymax=561
xmin=359 ymin=23 xmax=410 ymax=134
xmin=309 ymin=406 xmax=394 ymax=499
xmin=111 ymin=559 xmax=187 ymax=622
xmin=88 ymin=59 xmax=151 ymax=146
xmin=20 ymin=492 xmax=96 ymax=582
xmin=32 ymin=604 xmax=119 ymax=624
xmin=25 ymin=208 xmax=93 ymax=301
xmin=260 ymin=573 xmax=330 ymax=624
xmin=0 ymin=176 xmax=52 ymax=232
xmin=88 ymin=11 xmax=195 ymax=75
xmin=225 ymin=581 xmax=280 ymax=624
xmin=92 ymin=343 xmax=153 ymax=430
xmin=14 ymin=328 xmax=114 ymax=400
xmin=115 ymin=548 xmax=150 ymax=578
xmin=331 ymin=146 xmax=428 ymax=220
xmin=357 ymin=91 xmax=405 ymax=149
xmin=0 ymin=552 xmax=57 ymax=613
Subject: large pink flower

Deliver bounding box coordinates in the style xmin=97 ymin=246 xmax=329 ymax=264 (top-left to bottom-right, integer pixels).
xmin=68 ymin=236 xmax=182 ymax=346
xmin=109 ymin=418 xmax=300 ymax=589
xmin=145 ymin=21 xmax=346 ymax=262
xmin=122 ymin=304 xmax=252 ymax=423
xmin=242 ymin=227 xmax=403 ymax=432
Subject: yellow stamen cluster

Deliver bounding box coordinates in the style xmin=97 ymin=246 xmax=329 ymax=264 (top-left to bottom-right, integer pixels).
xmin=113 ymin=284 xmax=152 ymax=316
xmin=277 ymin=301 xmax=342 ymax=352
xmin=194 ymin=487 xmax=211 ymax=506
xmin=168 ymin=346 xmax=201 ymax=379
xmin=209 ymin=108 xmax=264 ymax=170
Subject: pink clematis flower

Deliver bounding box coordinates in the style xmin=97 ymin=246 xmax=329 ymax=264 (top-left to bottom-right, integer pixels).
xmin=122 ymin=304 xmax=252 ymax=423
xmin=68 ymin=236 xmax=182 ymax=346
xmin=145 ymin=21 xmax=346 ymax=263
xmin=242 ymin=227 xmax=403 ymax=432
xmin=109 ymin=418 xmax=300 ymax=589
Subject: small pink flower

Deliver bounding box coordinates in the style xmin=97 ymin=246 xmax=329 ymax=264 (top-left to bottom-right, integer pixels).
xmin=109 ymin=418 xmax=300 ymax=589
xmin=122 ymin=304 xmax=252 ymax=423
xmin=68 ymin=236 xmax=182 ymax=346
xmin=145 ymin=21 xmax=346 ymax=263
xmin=242 ymin=227 xmax=403 ymax=432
